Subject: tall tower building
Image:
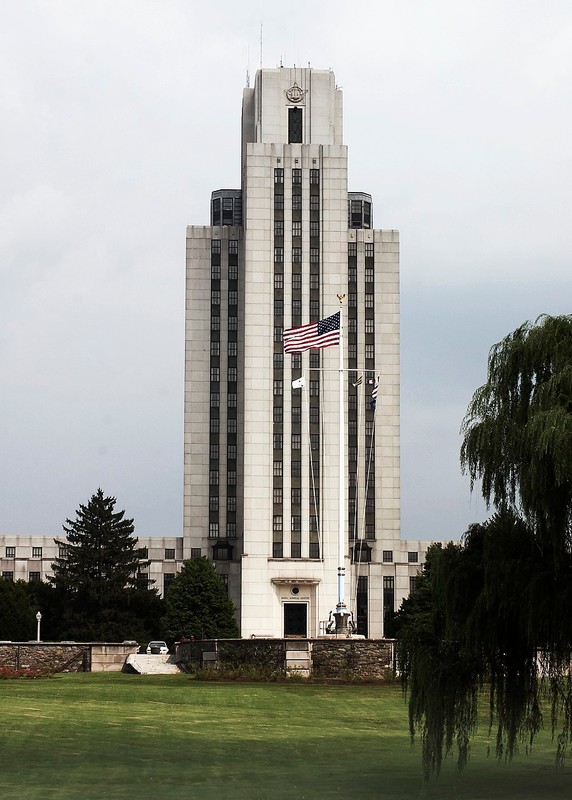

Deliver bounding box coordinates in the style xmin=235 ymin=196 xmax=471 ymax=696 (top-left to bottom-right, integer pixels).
xmin=184 ymin=67 xmax=424 ymax=639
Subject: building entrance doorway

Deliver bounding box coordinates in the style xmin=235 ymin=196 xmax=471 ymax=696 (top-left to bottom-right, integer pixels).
xmin=284 ymin=603 xmax=307 ymax=637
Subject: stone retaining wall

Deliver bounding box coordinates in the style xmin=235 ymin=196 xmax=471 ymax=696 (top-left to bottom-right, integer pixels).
xmin=0 ymin=642 xmax=138 ymax=673
xmin=176 ymin=638 xmax=395 ymax=679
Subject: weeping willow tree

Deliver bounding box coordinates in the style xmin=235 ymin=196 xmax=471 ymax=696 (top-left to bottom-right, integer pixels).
xmin=397 ymin=314 xmax=572 ymax=777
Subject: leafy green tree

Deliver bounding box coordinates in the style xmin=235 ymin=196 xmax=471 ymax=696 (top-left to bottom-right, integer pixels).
xmin=0 ymin=579 xmax=35 ymax=640
xmin=461 ymin=314 xmax=572 ymax=560
xmin=398 ymin=315 xmax=572 ymax=776
xmin=50 ymin=489 xmax=158 ymax=641
xmin=161 ymin=557 xmax=239 ymax=642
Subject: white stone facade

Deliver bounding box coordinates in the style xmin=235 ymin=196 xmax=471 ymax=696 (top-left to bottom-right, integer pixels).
xmin=184 ymin=67 xmax=429 ymax=638
xmin=0 ymin=535 xmax=183 ymax=598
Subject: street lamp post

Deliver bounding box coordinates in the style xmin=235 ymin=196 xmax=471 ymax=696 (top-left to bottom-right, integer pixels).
xmin=36 ymin=611 xmax=42 ymax=642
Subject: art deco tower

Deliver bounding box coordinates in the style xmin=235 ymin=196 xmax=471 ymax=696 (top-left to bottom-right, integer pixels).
xmin=185 ymin=67 xmax=420 ymax=639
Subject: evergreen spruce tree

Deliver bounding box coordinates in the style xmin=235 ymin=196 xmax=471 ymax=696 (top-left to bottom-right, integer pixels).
xmin=50 ymin=488 xmax=153 ymax=640
xmin=161 ymin=557 xmax=239 ymax=642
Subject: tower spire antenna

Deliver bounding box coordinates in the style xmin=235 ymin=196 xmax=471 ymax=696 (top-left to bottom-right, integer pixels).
xmin=259 ymin=21 xmax=263 ymax=68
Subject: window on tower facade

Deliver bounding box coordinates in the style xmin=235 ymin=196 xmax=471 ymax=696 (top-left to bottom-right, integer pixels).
xmin=274 ymin=168 xmax=284 ymax=184
xmin=291 ymin=405 xmax=301 ymax=425
xmin=273 ymin=460 xmax=283 ymax=477
xmin=274 ymin=246 xmax=284 ymax=263
xmin=273 ymin=380 xmax=283 ymax=396
xmin=310 ymin=195 xmax=319 ymax=212
xmin=292 ymin=167 xmax=302 ymax=184
xmin=274 ymin=194 xmax=284 ymax=210
xmin=288 ymin=108 xmax=303 ymax=143
xmin=292 ymin=273 xmax=302 ymax=290
xmin=292 ymin=221 xmax=302 ymax=238
xmin=211 ymin=239 xmax=221 ymax=254
xmin=273 ymin=433 xmax=283 ymax=450
xmin=292 ymin=247 xmax=302 ymax=263
xmin=292 ymin=194 xmax=302 ymax=211
xmin=273 ymin=352 xmax=284 ymax=369
xmin=209 ymin=522 xmax=219 ymax=539
xmin=274 ymin=220 xmax=284 ymax=237
xmin=310 ymin=273 xmax=319 ymax=290
xmin=309 ymin=168 xmax=320 ymax=184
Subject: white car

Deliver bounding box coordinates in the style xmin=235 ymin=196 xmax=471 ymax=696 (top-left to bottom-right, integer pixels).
xmin=146 ymin=640 xmax=169 ymax=655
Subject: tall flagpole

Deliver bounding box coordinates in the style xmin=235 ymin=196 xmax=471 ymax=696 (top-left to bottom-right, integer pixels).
xmin=334 ymin=294 xmax=350 ymax=634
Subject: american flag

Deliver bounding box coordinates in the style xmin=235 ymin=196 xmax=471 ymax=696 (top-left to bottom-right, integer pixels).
xmin=283 ymin=311 xmax=340 ymax=353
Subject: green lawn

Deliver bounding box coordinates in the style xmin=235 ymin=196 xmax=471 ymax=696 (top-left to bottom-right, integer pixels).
xmin=0 ymin=673 xmax=570 ymax=799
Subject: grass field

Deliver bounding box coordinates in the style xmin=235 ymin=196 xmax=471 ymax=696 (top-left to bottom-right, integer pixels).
xmin=0 ymin=673 xmax=570 ymax=799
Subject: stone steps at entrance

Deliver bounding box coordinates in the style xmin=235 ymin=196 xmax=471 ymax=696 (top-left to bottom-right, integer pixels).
xmin=285 ymin=642 xmax=311 ymax=677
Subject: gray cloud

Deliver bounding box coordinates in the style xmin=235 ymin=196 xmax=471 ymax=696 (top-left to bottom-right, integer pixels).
xmin=1 ymin=1 xmax=571 ymax=540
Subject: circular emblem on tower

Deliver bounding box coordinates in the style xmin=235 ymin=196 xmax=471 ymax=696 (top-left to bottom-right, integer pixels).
xmin=285 ymin=81 xmax=306 ymax=104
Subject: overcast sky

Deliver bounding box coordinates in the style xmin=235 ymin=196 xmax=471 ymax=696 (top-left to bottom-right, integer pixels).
xmin=2 ymin=1 xmax=571 ymax=542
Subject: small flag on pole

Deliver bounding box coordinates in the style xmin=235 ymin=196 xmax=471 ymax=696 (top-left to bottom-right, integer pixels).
xmin=352 ymin=376 xmax=363 ymax=387
xmin=292 ymin=377 xmax=305 ymax=389
xmin=370 ymin=375 xmax=379 ymax=411
xmin=283 ymin=311 xmax=340 ymax=353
